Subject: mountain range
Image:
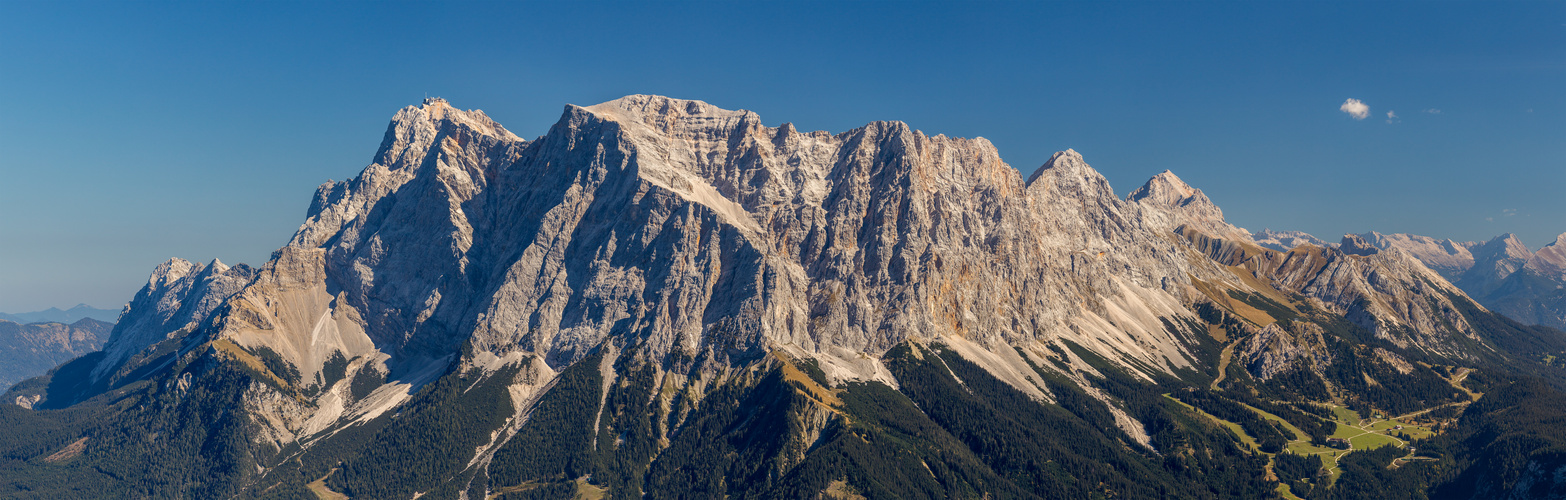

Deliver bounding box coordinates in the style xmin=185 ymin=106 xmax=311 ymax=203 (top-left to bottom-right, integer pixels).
xmin=0 ymin=318 xmax=111 ymax=393
xmin=1246 ymin=229 xmax=1566 ymax=331
xmin=1 ymin=96 xmax=1562 ymax=499
xmin=0 ymin=304 xmax=121 ymax=325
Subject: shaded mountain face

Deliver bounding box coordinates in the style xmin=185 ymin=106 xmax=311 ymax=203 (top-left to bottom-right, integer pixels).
xmin=0 ymin=304 xmax=120 ymax=324
xmin=1480 ymin=234 xmax=1566 ymax=330
xmin=1458 ymin=233 xmax=1534 ymax=295
xmin=1356 ymin=231 xmax=1476 ymax=280
xmin=1359 ymin=231 xmax=1566 ymax=330
xmin=3 ymin=96 xmax=1563 ymax=499
xmin=0 ymin=318 xmax=110 ymax=395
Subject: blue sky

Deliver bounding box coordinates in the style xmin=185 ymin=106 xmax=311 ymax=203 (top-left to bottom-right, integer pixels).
xmin=1 ymin=1 xmax=1562 ymax=312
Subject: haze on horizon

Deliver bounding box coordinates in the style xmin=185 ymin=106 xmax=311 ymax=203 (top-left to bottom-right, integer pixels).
xmin=1 ymin=1 xmax=1561 ymax=312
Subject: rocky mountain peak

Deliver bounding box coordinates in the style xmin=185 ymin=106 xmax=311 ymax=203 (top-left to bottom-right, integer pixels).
xmin=148 ymin=257 xmax=197 ymax=289
xmin=1126 ymin=170 xmax=1198 ymax=206
xmin=1524 ymin=231 xmax=1566 ymax=279
xmin=1452 ymin=233 xmax=1534 ymax=296
xmin=1339 ymin=234 xmax=1380 ymax=256
xmin=1025 ymin=149 xmax=1118 ymax=203
xmin=584 ymin=94 xmax=760 ymax=133
xmin=1356 ymin=231 xmax=1475 ymax=280
xmin=1127 ymin=169 xmax=1252 ymax=243
xmin=375 ymin=98 xmax=521 ymax=165
xmin=1474 ymin=234 xmax=1531 ymax=266
xmin=89 ymin=257 xmax=259 ymax=386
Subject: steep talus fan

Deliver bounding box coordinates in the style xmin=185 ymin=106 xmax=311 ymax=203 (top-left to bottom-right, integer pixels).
xmin=3 ymin=95 xmax=1562 ymax=500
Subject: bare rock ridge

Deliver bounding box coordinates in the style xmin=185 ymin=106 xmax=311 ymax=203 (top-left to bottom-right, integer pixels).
xmin=89 ymin=258 xmax=257 ymax=384
xmin=1242 ymin=228 xmax=1564 ymax=330
xmin=1339 ymin=233 xmax=1380 ymax=256
xmin=48 ymin=96 xmax=1251 ymax=449
xmin=1524 ymin=232 xmax=1566 ymax=280
xmin=1356 ymin=231 xmax=1476 ymax=280
xmin=1361 ymin=231 xmax=1565 ymax=329
xmin=1251 ymin=228 xmax=1329 ymax=252
xmin=12 ymin=95 xmax=1564 ymax=499
xmin=1127 ymin=169 xmax=1254 ymax=244
xmin=68 ymin=96 xmax=1499 ymax=413
xmin=1457 ymin=233 xmax=1533 ymax=295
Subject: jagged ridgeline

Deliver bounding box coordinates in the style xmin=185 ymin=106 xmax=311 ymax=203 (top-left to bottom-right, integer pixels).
xmin=3 ymin=96 xmax=1564 ymax=499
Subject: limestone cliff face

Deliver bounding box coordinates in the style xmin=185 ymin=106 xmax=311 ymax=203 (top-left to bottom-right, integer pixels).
xmin=240 ymin=95 xmax=1230 ymax=393
xmin=1234 ymin=321 xmax=1332 ymax=381
xmin=90 ymin=258 xmax=256 ymax=383
xmin=1172 ymin=226 xmax=1483 ymax=358
xmin=1127 ymin=170 xmax=1253 ymax=245
xmin=37 ymin=95 xmax=1534 ymax=460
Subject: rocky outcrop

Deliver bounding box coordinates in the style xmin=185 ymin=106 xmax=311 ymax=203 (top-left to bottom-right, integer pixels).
xmin=1175 ymin=226 xmax=1483 ymax=358
xmin=90 ymin=258 xmax=257 ymax=383
xmin=1127 ymin=170 xmax=1254 ymax=244
xmin=1339 ymin=234 xmax=1380 ymax=256
xmin=1233 ymin=321 xmax=1333 ymax=381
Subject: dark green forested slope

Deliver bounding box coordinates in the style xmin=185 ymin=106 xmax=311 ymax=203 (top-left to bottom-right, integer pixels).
xmin=0 ymin=297 xmax=1562 ymax=499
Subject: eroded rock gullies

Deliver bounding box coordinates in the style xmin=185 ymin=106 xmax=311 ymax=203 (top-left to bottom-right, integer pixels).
xmin=36 ymin=95 xmax=1526 ymax=460
xmin=90 ymin=257 xmax=257 ymax=383
xmin=263 ymin=95 xmax=1239 ymax=393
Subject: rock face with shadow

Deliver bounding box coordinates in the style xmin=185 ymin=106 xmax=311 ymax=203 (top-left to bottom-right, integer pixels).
xmin=0 ymin=317 xmax=110 ymax=394
xmin=4 ymin=96 xmax=1562 ymax=499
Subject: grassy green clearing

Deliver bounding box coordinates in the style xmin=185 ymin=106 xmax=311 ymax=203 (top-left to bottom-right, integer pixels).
xmin=1365 ymin=419 xmax=1433 ymax=440
xmin=1330 ymin=405 xmax=1360 ymax=426
xmin=1166 ymin=396 xmax=1451 ymax=490
xmin=1276 ymin=482 xmax=1304 ymax=500
xmin=1349 ymin=432 xmax=1402 ymax=450
xmin=1284 ymin=439 xmax=1339 ymax=456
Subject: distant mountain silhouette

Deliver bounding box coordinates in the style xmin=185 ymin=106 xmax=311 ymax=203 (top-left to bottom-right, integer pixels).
xmin=0 ymin=304 xmax=120 ymax=324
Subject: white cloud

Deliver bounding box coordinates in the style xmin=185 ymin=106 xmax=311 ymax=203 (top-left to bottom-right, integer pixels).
xmin=1386 ymin=110 xmax=1398 ymax=124
xmin=1340 ymin=98 xmax=1369 ymax=120
xmin=1424 ymin=108 xmax=1441 ymax=114
xmin=1503 ymin=208 xmax=1518 ymax=217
